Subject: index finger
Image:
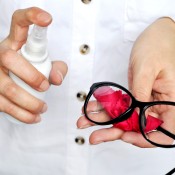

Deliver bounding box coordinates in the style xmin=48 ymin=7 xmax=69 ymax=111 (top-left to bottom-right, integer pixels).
xmin=7 ymin=7 xmax=52 ymax=50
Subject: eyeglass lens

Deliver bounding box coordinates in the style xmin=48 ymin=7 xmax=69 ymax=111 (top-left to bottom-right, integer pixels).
xmin=85 ymin=85 xmax=132 ymax=123
xmin=143 ymin=104 xmax=175 ymax=146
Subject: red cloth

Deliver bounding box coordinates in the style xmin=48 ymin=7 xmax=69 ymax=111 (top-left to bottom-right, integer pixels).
xmin=93 ymin=87 xmax=163 ymax=133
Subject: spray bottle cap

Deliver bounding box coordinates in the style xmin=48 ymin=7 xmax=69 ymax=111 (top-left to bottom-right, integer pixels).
xmin=21 ymin=25 xmax=48 ymax=62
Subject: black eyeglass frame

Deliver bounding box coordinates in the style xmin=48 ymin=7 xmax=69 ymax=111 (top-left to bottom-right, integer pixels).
xmin=84 ymin=82 xmax=175 ymax=148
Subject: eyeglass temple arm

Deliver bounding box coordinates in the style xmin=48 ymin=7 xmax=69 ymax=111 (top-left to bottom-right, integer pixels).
xmin=157 ymin=126 xmax=175 ymax=140
xmin=165 ymin=167 xmax=175 ymax=175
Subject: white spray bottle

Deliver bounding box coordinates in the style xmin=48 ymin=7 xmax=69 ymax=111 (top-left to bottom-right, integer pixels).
xmin=5 ymin=25 xmax=52 ymax=124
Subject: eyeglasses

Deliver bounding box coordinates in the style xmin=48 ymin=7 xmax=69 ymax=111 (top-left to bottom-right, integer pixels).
xmin=83 ymin=82 xmax=175 ymax=148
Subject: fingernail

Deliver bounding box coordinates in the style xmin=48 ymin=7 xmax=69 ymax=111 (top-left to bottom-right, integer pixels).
xmin=39 ymin=80 xmax=50 ymax=91
xmin=37 ymin=12 xmax=52 ymax=23
xmin=57 ymin=70 xmax=64 ymax=82
xmin=78 ymin=124 xmax=91 ymax=129
xmin=34 ymin=115 xmax=41 ymax=123
xmin=92 ymin=140 xmax=104 ymax=145
xmin=40 ymin=104 xmax=48 ymax=113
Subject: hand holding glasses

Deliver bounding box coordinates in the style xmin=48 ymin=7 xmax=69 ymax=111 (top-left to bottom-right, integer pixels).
xmin=83 ymin=82 xmax=175 ymax=148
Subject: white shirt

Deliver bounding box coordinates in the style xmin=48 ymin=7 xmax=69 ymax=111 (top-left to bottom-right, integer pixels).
xmin=0 ymin=0 xmax=175 ymax=175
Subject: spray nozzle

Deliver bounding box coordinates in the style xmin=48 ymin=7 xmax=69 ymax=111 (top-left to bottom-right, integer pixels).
xmin=30 ymin=25 xmax=47 ymax=41
xmin=22 ymin=25 xmax=48 ymax=61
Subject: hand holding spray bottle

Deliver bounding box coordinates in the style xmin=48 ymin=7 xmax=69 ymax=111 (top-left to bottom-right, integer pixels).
xmin=5 ymin=25 xmax=52 ymax=124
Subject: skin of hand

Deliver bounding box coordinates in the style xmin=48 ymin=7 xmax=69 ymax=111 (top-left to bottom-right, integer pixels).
xmin=0 ymin=7 xmax=68 ymax=124
xmin=77 ymin=17 xmax=175 ymax=148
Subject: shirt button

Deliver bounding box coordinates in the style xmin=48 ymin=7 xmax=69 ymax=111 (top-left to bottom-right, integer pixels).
xmin=80 ymin=44 xmax=90 ymax=55
xmin=77 ymin=91 xmax=87 ymax=102
xmin=81 ymin=0 xmax=91 ymax=4
xmin=75 ymin=136 xmax=85 ymax=145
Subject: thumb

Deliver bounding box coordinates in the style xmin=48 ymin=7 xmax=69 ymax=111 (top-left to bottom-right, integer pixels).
xmin=49 ymin=61 xmax=68 ymax=85
xmin=4 ymin=7 xmax=52 ymax=50
xmin=130 ymin=65 xmax=155 ymax=102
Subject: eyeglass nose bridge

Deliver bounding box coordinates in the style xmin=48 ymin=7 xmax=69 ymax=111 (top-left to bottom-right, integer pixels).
xmin=131 ymin=98 xmax=150 ymax=111
xmin=131 ymin=99 xmax=153 ymax=127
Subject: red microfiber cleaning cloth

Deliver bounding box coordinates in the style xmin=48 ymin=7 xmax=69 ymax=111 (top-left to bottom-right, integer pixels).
xmin=93 ymin=87 xmax=163 ymax=133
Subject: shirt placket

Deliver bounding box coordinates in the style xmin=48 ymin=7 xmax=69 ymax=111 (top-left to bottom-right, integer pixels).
xmin=66 ymin=0 xmax=98 ymax=175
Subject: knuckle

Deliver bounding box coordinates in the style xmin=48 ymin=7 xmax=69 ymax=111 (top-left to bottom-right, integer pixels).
xmin=135 ymin=90 xmax=148 ymax=101
xmin=25 ymin=7 xmax=43 ymax=21
xmin=29 ymin=73 xmax=44 ymax=87
xmin=32 ymin=101 xmax=44 ymax=113
xmin=25 ymin=7 xmax=36 ymax=18
xmin=3 ymin=82 xmax=18 ymax=100
xmin=12 ymin=9 xmax=22 ymax=21
xmin=21 ymin=98 xmax=44 ymax=114
xmin=4 ymin=103 xmax=16 ymax=115
xmin=0 ymin=49 xmax=16 ymax=67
